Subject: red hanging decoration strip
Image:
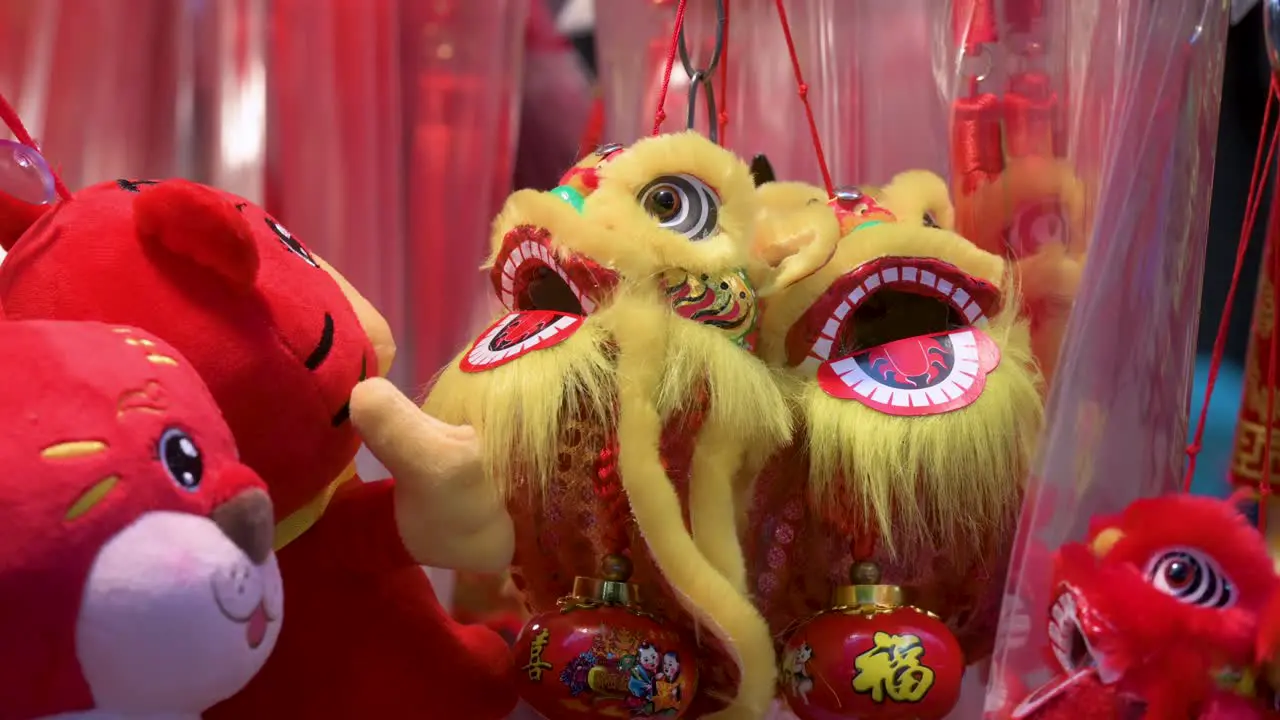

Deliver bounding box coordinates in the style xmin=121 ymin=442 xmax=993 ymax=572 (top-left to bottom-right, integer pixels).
xmin=1187 ymin=78 xmax=1280 ymax=494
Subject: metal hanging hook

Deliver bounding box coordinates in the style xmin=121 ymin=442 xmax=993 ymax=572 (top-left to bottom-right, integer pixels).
xmin=674 ymin=0 xmax=727 ymax=144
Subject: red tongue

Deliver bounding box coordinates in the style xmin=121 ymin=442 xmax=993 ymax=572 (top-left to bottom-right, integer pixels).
xmin=246 ymin=604 xmax=268 ymax=650
xmin=817 ymin=327 xmax=1002 ymax=416
xmin=459 ymin=310 xmax=584 ymax=373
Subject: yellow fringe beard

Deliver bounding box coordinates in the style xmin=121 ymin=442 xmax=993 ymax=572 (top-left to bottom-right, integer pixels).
xmin=423 ymin=287 xmax=791 ymax=501
xmin=798 ymin=304 xmax=1044 ymax=558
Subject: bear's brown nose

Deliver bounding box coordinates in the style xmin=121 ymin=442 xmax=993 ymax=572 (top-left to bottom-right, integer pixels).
xmin=212 ymin=488 xmax=274 ymax=565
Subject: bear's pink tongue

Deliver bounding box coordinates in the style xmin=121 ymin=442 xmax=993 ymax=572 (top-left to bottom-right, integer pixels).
xmin=246 ymin=603 xmax=268 ymax=649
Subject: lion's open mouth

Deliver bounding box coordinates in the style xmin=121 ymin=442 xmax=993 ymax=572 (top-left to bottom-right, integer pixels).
xmin=461 ymin=224 xmax=619 ymax=373
xmin=1047 ymin=588 xmax=1120 ymax=683
xmin=787 ymin=257 xmax=1004 ymax=415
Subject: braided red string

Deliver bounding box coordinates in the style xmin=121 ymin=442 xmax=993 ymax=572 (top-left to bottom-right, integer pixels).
xmin=651 ymin=0 xmax=690 ymax=136
xmin=593 ymin=436 xmax=631 ymax=555
xmin=716 ymin=0 xmax=730 ymax=144
xmin=772 ymin=0 xmax=833 ymax=196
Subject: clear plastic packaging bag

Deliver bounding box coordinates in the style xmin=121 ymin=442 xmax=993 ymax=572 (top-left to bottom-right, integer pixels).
xmin=594 ymin=1 xmax=1229 ymax=717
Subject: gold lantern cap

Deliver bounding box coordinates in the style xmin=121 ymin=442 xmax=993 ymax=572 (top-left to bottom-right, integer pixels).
xmin=831 ymin=560 xmax=905 ymax=611
xmin=570 ymin=553 xmax=642 ymax=606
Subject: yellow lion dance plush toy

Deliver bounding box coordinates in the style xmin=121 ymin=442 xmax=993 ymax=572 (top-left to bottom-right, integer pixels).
xmin=745 ymin=170 xmax=1047 ymax=665
xmin=401 ymin=133 xmax=790 ymax=718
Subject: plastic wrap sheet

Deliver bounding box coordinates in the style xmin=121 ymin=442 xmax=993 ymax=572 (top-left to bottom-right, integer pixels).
xmin=983 ymin=1 xmax=1229 ymax=715
xmin=594 ymin=1 xmax=1229 ymax=718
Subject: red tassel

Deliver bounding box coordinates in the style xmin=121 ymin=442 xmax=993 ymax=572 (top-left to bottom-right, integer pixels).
xmin=951 ymin=92 xmax=1005 ymax=194
xmin=1003 ymin=72 xmax=1058 ymax=159
xmin=1003 ymin=0 xmax=1046 ymax=35
xmin=952 ymin=0 xmax=998 ymax=53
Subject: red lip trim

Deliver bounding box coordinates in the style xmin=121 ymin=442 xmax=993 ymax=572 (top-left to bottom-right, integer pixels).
xmin=490 ymin=225 xmax=619 ymax=314
xmin=785 ymin=256 xmax=1001 ymax=368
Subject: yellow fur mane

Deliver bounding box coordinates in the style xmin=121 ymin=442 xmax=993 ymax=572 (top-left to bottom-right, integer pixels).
xmin=751 ymin=171 xmax=1045 ymax=557
xmin=426 ymin=132 xmax=789 ymax=719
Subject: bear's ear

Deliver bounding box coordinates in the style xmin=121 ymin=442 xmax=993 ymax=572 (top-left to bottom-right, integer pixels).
xmin=134 ymin=179 xmax=259 ymax=288
xmin=0 ymin=193 xmax=52 ymax=251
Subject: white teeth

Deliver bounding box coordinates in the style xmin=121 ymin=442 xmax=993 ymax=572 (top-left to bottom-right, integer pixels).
xmin=815 ymin=263 xmax=992 ymax=364
xmin=501 ymin=240 xmax=591 ymax=313
xmin=812 ymin=337 xmax=833 ymax=360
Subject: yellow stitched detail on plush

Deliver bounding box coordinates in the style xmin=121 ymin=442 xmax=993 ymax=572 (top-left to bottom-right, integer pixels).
xmin=41 ymin=440 xmax=108 ymax=459
xmin=66 ymin=475 xmax=120 ymax=521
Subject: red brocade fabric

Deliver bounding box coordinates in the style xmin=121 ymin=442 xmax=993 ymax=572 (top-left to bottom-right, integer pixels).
xmin=508 ymin=400 xmax=740 ymax=713
xmin=746 ymin=441 xmax=1013 ymax=664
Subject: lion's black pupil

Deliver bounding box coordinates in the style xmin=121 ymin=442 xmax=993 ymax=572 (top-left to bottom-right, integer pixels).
xmin=651 ymin=188 xmax=678 ymax=216
xmin=1165 ymin=560 xmax=1191 ymax=585
xmin=163 ymin=432 xmax=203 ymax=488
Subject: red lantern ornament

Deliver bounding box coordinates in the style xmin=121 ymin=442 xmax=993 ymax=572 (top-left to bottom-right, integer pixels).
xmin=512 ymin=555 xmax=699 ymax=719
xmin=779 ymin=562 xmax=965 ymax=720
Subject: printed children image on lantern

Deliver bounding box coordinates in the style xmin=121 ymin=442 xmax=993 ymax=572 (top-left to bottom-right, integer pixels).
xmin=511 ymin=556 xmax=698 ymax=719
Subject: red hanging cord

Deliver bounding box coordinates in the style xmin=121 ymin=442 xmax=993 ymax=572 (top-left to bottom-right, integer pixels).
xmin=0 ymin=93 xmax=72 ymax=202
xmin=716 ymin=0 xmax=730 ymax=145
xmin=1183 ymin=76 xmax=1280 ymax=493
xmin=772 ymin=0 xmax=833 ymax=196
xmin=651 ymin=0 xmax=690 ymax=136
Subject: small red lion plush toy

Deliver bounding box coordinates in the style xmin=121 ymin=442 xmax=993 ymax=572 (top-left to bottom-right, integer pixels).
xmin=0 ymin=319 xmax=282 ymax=719
xmin=0 ymin=174 xmax=517 ymax=717
xmin=1011 ymin=494 xmax=1280 ymax=720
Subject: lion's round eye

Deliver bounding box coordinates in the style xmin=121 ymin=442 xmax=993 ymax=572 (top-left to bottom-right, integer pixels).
xmin=1146 ymin=548 xmax=1234 ymax=608
xmin=637 ymin=174 xmax=720 ymax=241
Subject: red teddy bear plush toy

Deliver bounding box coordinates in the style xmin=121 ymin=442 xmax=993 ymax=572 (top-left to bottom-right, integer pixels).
xmin=0 ymin=172 xmax=518 ymax=717
xmin=0 ymin=319 xmax=282 ymax=720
